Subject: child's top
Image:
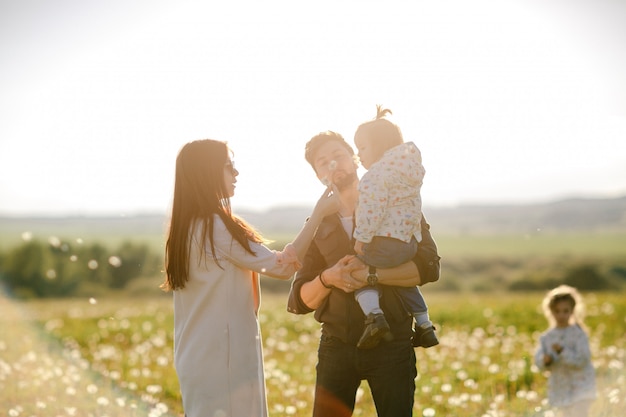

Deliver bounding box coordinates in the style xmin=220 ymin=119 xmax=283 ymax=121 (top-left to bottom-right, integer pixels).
xmin=354 ymin=141 xmax=424 ymax=244
xmin=534 ymin=324 xmax=596 ymax=408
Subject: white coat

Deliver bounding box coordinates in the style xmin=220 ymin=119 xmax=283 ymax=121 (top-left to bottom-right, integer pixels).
xmin=173 ymin=216 xmax=298 ymax=417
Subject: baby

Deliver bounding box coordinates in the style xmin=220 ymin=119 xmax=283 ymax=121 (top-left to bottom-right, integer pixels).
xmin=352 ymin=105 xmax=438 ymax=349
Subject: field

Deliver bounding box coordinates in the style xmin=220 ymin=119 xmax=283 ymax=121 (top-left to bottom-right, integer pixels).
xmin=2 ymin=212 xmax=626 ymax=258
xmin=2 ymin=291 xmax=625 ymax=417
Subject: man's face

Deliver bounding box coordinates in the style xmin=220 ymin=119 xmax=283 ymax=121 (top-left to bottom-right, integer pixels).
xmin=312 ymin=140 xmax=358 ymax=191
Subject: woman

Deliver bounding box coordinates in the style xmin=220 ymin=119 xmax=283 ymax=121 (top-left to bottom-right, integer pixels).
xmin=163 ymin=139 xmax=337 ymax=417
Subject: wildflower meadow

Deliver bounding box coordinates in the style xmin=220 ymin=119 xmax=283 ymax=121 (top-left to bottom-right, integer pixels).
xmin=1 ymin=291 xmax=624 ymax=417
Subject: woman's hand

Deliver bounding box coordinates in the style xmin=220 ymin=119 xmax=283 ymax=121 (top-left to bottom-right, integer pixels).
xmin=310 ymin=185 xmax=340 ymax=220
xmin=289 ymin=185 xmax=340 ymax=264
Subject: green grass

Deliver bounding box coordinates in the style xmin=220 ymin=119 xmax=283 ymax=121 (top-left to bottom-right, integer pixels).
xmin=265 ymin=232 xmax=626 ymax=260
xmin=2 ymin=292 xmax=625 ymax=416
xmin=435 ymin=232 xmax=626 ymax=258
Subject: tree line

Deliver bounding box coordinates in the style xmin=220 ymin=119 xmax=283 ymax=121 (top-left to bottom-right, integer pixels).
xmin=0 ymin=238 xmax=162 ymax=298
xmin=1 ymin=237 xmax=625 ymax=298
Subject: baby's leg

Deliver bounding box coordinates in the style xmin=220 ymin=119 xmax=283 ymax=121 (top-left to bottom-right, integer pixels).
xmin=401 ymin=287 xmax=430 ymax=326
xmin=400 ymin=288 xmax=439 ymax=348
xmin=354 ymin=287 xmax=383 ymax=315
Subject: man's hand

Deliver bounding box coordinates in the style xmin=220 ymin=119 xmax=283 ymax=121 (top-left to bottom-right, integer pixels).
xmin=324 ymin=255 xmax=366 ymax=293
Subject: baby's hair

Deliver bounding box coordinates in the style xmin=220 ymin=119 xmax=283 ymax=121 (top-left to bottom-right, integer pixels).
xmin=541 ymin=285 xmax=587 ymax=330
xmin=375 ymin=104 xmax=392 ymax=120
xmin=354 ymin=104 xmax=404 ymax=155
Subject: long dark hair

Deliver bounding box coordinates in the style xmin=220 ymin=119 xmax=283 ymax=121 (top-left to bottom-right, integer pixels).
xmin=162 ymin=139 xmax=262 ymax=291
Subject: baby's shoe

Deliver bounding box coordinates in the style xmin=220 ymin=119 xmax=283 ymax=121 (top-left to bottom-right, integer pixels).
xmin=357 ymin=313 xmax=393 ymax=349
xmin=412 ymin=323 xmax=439 ymax=348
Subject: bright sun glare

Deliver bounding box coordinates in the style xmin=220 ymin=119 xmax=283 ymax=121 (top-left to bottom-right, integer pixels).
xmin=0 ymin=0 xmax=624 ymax=216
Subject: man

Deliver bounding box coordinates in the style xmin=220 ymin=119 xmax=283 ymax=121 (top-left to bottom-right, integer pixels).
xmin=287 ymin=131 xmax=438 ymax=416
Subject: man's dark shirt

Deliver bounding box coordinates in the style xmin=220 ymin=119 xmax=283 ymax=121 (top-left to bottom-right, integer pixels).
xmin=287 ymin=213 xmax=416 ymax=345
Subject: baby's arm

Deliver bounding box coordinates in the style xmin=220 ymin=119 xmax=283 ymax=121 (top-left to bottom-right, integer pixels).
xmin=534 ymin=336 xmax=551 ymax=369
xmin=353 ymin=240 xmax=365 ymax=255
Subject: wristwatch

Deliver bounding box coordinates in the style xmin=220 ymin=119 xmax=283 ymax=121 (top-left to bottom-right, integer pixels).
xmin=367 ymin=266 xmax=378 ymax=286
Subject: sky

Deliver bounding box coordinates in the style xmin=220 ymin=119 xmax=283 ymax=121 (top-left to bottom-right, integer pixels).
xmin=1 ymin=0 xmax=625 ymax=217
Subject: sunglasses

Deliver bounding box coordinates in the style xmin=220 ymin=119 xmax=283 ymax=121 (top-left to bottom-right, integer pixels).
xmin=224 ymin=160 xmax=236 ymax=175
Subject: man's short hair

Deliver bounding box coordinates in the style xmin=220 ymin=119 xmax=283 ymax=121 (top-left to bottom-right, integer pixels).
xmin=305 ymin=130 xmax=354 ymax=173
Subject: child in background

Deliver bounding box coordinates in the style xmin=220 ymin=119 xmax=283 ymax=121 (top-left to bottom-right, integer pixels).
xmin=534 ymin=285 xmax=596 ymax=417
xmin=352 ymin=105 xmax=438 ymax=349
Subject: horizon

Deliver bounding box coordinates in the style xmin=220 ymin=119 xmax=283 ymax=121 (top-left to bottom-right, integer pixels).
xmin=1 ymin=190 xmax=624 ymax=219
